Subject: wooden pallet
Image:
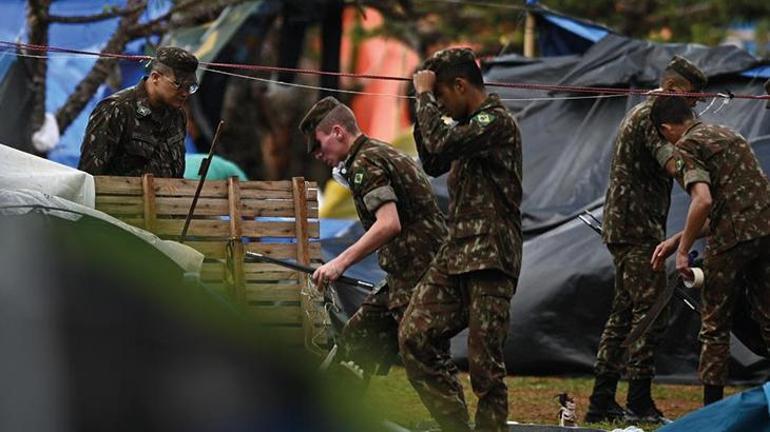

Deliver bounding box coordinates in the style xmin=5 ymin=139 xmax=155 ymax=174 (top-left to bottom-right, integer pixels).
xmin=94 ymin=175 xmax=327 ymax=350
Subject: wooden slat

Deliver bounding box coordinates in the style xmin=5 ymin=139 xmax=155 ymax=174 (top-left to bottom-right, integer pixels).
xmin=249 ymin=306 xmax=302 ymax=324
xmin=227 ymin=178 xmax=245 ymax=303
xmin=95 ymin=177 xmax=319 ymax=201
xmin=154 ymin=197 xmax=228 ymax=216
xmin=142 ymin=174 xmax=157 ymax=232
xmin=95 ymin=176 xmax=142 ymax=195
xmin=200 ymin=262 xmax=309 ymax=280
xmin=244 ymin=284 xmax=301 ymax=302
xmin=292 ymin=178 xmax=310 ymax=266
xmin=95 ymin=195 xmax=143 ymax=215
xmin=149 ymin=219 xmax=319 ymax=238
xmin=185 ymin=241 xmax=321 ymax=260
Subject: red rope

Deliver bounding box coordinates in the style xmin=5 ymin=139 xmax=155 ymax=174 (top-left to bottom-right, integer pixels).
xmin=2 ymin=40 xmax=768 ymax=101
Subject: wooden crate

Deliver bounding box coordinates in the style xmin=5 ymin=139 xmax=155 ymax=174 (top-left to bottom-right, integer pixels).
xmin=94 ymin=175 xmax=327 ymax=350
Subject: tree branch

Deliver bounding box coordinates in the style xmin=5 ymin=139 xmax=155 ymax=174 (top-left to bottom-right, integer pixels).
xmin=48 ymin=2 xmax=147 ymax=24
xmin=26 ymin=0 xmax=52 ymax=142
xmin=54 ymin=0 xmax=145 ymax=134
xmin=128 ymin=0 xmax=247 ymax=39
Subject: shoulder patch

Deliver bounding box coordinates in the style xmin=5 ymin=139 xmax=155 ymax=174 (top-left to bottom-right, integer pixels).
xmin=354 ymin=171 xmax=364 ymax=185
xmin=675 ymin=158 xmax=685 ymax=173
xmin=472 ymin=112 xmax=494 ymax=127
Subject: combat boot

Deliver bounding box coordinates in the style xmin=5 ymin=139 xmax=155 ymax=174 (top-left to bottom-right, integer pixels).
xmin=585 ymin=375 xmax=627 ymax=423
xmin=625 ymin=378 xmax=671 ymax=424
xmin=703 ymin=384 xmax=724 ymax=406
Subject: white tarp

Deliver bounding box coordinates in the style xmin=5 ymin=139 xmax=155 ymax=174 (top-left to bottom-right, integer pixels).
xmin=0 ymin=143 xmax=95 ymax=207
xmin=0 ymin=189 xmax=204 ymax=274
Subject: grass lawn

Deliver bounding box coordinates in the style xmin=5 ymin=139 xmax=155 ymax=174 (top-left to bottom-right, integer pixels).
xmin=366 ymin=367 xmax=744 ymax=431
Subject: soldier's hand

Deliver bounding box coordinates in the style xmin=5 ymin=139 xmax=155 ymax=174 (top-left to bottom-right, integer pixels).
xmin=651 ymin=237 xmax=677 ymax=271
xmin=675 ymin=250 xmax=694 ymax=282
xmin=312 ymin=260 xmax=343 ymax=291
xmin=413 ymin=70 xmax=436 ymax=94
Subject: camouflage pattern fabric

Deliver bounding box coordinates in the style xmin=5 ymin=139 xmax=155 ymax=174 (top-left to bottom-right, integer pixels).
xmin=337 ymin=285 xmax=404 ymax=378
xmin=672 ymin=122 xmax=770 ymax=255
xmin=399 ymin=254 xmax=515 ymax=432
xmin=699 ymin=236 xmax=770 ymax=385
xmin=78 ymin=78 xmax=187 ymax=178
xmin=343 ymin=135 xmax=448 ymax=309
xmin=670 ymin=122 xmax=770 ymax=385
xmin=413 ymin=92 xmax=523 ymax=278
xmin=602 ymin=98 xmax=675 ymax=245
xmin=402 ymin=82 xmax=522 ymax=431
xmin=594 ymin=243 xmax=668 ymax=380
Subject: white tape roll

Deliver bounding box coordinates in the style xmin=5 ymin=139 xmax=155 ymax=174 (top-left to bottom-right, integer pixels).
xmin=683 ymin=267 xmax=704 ymax=288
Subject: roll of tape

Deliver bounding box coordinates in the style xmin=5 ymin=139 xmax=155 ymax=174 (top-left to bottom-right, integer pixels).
xmin=683 ymin=267 xmax=704 ymax=288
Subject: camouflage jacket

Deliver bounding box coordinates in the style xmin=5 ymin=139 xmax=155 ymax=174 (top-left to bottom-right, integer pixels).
xmin=673 ymin=122 xmax=770 ymax=256
xmin=414 ymin=92 xmax=523 ymax=281
xmin=602 ymin=98 xmax=676 ymax=245
xmin=78 ymin=78 xmax=187 ymax=178
xmin=344 ymin=135 xmax=448 ymax=308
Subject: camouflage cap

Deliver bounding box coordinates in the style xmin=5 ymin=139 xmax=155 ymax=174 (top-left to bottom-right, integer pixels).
xmin=665 ymin=55 xmax=707 ymax=91
xmin=421 ymin=47 xmax=477 ymax=73
xmin=155 ymin=46 xmax=199 ymax=82
xmin=299 ymin=96 xmax=342 ymax=153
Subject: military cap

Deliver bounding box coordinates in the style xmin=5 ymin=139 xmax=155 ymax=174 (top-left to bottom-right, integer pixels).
xmin=665 ymin=55 xmax=707 ymax=91
xmin=421 ymin=47 xmax=477 ymax=73
xmin=155 ymin=46 xmax=199 ymax=83
xmin=299 ymin=96 xmax=342 ymax=153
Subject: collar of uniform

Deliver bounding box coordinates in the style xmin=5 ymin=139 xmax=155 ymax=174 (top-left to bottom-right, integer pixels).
xmin=343 ymin=134 xmax=369 ymax=174
xmin=683 ymin=121 xmax=703 ymax=137
xmin=134 ymin=77 xmax=173 ymax=123
xmin=466 ymin=93 xmax=502 ymax=122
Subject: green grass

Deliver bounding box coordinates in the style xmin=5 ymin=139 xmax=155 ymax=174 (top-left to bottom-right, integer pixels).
xmin=365 ymin=367 xmax=745 ymax=431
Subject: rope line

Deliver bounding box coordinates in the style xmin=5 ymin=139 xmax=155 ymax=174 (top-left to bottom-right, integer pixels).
xmin=2 ymin=40 xmax=768 ymax=101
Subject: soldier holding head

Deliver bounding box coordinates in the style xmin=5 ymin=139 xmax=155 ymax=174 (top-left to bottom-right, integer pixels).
xmin=586 ymin=55 xmax=706 ymax=425
xmin=650 ymin=95 xmax=770 ymax=406
xmin=299 ymin=96 xmax=447 ymax=383
xmin=400 ymin=48 xmax=523 ymax=432
xmin=78 ymin=46 xmax=199 ymax=178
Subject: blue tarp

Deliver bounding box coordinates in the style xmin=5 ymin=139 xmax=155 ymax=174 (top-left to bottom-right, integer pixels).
xmin=659 ymin=382 xmax=770 ymax=432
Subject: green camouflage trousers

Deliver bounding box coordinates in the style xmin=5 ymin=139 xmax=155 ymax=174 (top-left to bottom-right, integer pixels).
xmin=700 ymin=235 xmax=770 ymax=385
xmin=399 ymin=258 xmax=515 ymax=432
xmin=339 ymin=285 xmax=405 ymax=378
xmin=594 ymin=243 xmax=668 ymax=380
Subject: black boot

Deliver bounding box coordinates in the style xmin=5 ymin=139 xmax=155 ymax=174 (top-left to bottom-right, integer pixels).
xmin=625 ymin=378 xmax=671 ymax=425
xmin=704 ymin=384 xmax=724 ymax=406
xmin=585 ymin=375 xmax=626 ymax=423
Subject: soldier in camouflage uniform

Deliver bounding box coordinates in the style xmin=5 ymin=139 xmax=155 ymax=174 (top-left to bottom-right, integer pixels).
xmin=650 ymin=95 xmax=770 ymax=406
xmin=78 ymin=47 xmax=199 ymax=178
xmin=587 ymin=56 xmax=707 ymax=425
xmin=298 ymin=97 xmax=448 ymax=380
xmin=399 ymin=48 xmax=522 ymax=432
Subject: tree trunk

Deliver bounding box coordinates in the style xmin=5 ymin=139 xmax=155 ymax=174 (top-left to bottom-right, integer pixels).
xmin=26 ymin=0 xmax=51 ymax=140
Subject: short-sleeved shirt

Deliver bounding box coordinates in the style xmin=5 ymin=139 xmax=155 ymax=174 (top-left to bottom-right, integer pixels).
xmin=414 ymin=92 xmax=523 ymax=284
xmin=78 ymin=78 xmax=187 ymax=178
xmin=673 ymin=122 xmax=770 ymax=256
xmin=344 ymin=135 xmax=448 ymax=308
xmin=602 ymin=98 xmax=676 ymax=245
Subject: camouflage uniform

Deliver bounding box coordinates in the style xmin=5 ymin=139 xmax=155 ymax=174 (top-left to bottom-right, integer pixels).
xmin=299 ymin=97 xmax=448 ymax=377
xmin=596 ymin=97 xmax=675 ymax=381
xmin=596 ymin=56 xmax=707 ymax=384
xmin=672 ymin=122 xmax=770 ymax=386
xmin=338 ymin=135 xmax=449 ymax=375
xmin=78 ymin=47 xmax=198 ymax=178
xmin=399 ymin=48 xmax=523 ymax=432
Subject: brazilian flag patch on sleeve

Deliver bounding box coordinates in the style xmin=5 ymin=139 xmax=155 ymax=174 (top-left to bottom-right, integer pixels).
xmin=472 ymin=112 xmax=493 ymax=127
